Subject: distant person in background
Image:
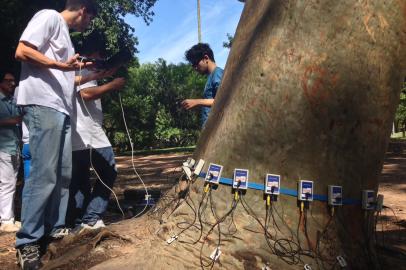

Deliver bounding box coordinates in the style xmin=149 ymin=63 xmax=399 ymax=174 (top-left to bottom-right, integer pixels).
xmin=182 ymin=43 xmax=223 ymax=127
xmin=0 ymin=71 xmax=21 ymax=233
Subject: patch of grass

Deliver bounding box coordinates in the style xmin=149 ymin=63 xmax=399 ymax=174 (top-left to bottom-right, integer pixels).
xmin=390 ymin=132 xmax=406 ymax=141
xmin=119 ymin=145 xmax=196 ymax=156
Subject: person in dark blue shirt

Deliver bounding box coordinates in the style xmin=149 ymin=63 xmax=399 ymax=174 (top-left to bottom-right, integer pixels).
xmin=182 ymin=43 xmax=223 ymax=127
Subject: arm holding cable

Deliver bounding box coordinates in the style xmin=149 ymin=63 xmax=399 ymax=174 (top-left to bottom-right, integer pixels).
xmin=15 ymin=41 xmax=90 ymax=71
xmin=75 ymin=68 xmax=118 ymax=86
xmin=79 ymin=77 xmax=126 ymax=101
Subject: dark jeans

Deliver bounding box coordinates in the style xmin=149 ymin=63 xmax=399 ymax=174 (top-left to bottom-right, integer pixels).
xmin=66 ymin=147 xmax=117 ymax=227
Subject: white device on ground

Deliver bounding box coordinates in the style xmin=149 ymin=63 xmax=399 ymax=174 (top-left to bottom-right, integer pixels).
xmin=265 ymin=174 xmax=281 ymax=195
xmin=328 ymin=185 xmax=343 ymax=206
xmin=362 ymin=190 xmax=375 ymax=210
xmin=166 ymin=235 xmax=178 ymax=244
xmin=182 ymin=165 xmax=192 ymax=180
xmin=182 ymin=158 xmax=195 ymax=168
xmin=298 ymin=180 xmax=314 ymax=201
xmin=233 ymin=169 xmax=249 ymax=189
xmin=205 ymin=163 xmax=223 ymax=185
xmin=209 ymin=247 xmax=221 ymax=261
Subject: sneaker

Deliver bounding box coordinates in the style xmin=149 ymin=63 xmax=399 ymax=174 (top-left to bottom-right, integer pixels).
xmin=0 ymin=219 xmax=21 ymax=232
xmin=81 ymin=220 xmax=106 ymax=230
xmin=16 ymin=244 xmax=42 ymax=270
xmin=49 ymin=228 xmax=71 ymax=239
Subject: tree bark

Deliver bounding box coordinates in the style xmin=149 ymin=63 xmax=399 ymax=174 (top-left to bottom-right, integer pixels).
xmin=91 ymin=1 xmax=406 ymax=269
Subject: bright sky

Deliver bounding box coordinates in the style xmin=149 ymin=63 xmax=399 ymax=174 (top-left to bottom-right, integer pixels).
xmin=125 ymin=0 xmax=244 ymax=68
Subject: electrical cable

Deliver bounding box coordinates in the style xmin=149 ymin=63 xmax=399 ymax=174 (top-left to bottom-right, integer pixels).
xmin=117 ymin=92 xmax=150 ymax=218
xmin=199 ymin=189 xmax=240 ymax=270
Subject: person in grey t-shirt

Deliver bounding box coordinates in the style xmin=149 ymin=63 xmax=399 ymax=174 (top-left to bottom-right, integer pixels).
xmin=14 ymin=1 xmax=98 ymax=269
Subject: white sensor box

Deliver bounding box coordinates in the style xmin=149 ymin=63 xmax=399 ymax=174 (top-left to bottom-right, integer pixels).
xmin=298 ymin=180 xmax=314 ymax=201
xmin=183 ymin=158 xmax=195 ymax=168
xmin=233 ymin=169 xmax=249 ymax=189
xmin=205 ymin=163 xmax=223 ymax=185
xmin=362 ymin=190 xmax=375 ymax=210
xmin=328 ymin=185 xmax=343 ymax=206
xmin=193 ymin=159 xmax=205 ymax=176
xmin=182 ymin=166 xmax=192 ymax=180
xmin=265 ymin=174 xmax=281 ymax=195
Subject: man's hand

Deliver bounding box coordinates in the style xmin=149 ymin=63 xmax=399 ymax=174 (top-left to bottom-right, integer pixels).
xmin=58 ymin=54 xmax=94 ymax=71
xmin=181 ymin=99 xmax=200 ymax=110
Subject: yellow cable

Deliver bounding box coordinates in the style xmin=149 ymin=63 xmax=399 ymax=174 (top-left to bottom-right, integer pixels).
xmin=300 ymin=201 xmax=304 ymax=212
xmin=234 ymin=191 xmax=239 ymax=201
xmin=204 ymin=183 xmax=210 ymax=193
xmin=266 ymin=195 xmax=270 ymax=206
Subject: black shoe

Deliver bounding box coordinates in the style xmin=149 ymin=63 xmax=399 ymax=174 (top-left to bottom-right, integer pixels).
xmin=16 ymin=244 xmax=42 ymax=270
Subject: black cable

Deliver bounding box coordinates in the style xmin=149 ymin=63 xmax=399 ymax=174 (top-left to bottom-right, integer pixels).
xmin=199 ymin=192 xmax=240 ymax=270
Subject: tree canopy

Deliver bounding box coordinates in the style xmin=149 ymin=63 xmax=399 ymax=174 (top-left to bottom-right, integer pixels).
xmin=0 ymin=0 xmax=156 ymax=75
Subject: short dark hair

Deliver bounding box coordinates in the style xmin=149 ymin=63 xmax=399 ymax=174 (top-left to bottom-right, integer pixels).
xmin=0 ymin=71 xmax=14 ymax=81
xmin=65 ymin=0 xmax=98 ymax=16
xmin=185 ymin=43 xmax=215 ymax=65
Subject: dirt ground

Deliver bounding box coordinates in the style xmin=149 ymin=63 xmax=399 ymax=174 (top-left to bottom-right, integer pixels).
xmin=0 ymin=151 xmax=405 ymax=269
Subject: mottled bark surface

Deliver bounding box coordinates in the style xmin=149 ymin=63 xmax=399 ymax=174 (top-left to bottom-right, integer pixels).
xmin=91 ymin=1 xmax=406 ymax=269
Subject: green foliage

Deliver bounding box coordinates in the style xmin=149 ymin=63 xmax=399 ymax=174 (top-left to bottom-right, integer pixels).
xmin=394 ymin=80 xmax=406 ymax=134
xmin=103 ymin=59 xmax=206 ymax=150
xmin=223 ymin=33 xmax=234 ymax=49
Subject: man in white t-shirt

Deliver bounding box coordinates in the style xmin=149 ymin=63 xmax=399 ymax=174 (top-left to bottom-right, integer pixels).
xmin=66 ymin=53 xmax=125 ymax=229
xmin=14 ymin=1 xmax=97 ymax=269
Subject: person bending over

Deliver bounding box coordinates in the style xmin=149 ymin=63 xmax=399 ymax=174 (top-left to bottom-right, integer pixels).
xmin=66 ymin=49 xmax=125 ymax=230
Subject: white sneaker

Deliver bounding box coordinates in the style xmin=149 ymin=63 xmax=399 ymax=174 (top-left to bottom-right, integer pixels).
xmin=49 ymin=228 xmax=71 ymax=239
xmin=81 ymin=220 xmax=106 ymax=230
xmin=0 ymin=219 xmax=21 ymax=232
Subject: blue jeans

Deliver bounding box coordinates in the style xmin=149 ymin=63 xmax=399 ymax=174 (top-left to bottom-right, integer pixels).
xmin=16 ymin=105 xmax=72 ymax=247
xmin=22 ymin=143 xmax=31 ymax=180
xmin=66 ymin=147 xmax=117 ymax=226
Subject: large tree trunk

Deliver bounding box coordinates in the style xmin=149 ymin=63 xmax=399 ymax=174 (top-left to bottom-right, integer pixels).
xmin=91 ymin=1 xmax=406 ymax=269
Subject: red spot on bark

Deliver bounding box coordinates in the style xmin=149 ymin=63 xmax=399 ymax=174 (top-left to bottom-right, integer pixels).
xmin=301 ymin=65 xmax=330 ymax=106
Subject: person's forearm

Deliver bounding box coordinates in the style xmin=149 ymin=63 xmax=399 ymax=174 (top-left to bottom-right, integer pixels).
xmin=16 ymin=42 xmax=59 ymax=68
xmin=75 ymin=73 xmax=97 ymax=86
xmin=15 ymin=41 xmax=74 ymax=70
xmin=0 ymin=117 xmax=21 ymax=126
xmin=197 ymin=99 xmax=214 ymax=107
xmin=79 ymin=82 xmax=117 ymax=101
